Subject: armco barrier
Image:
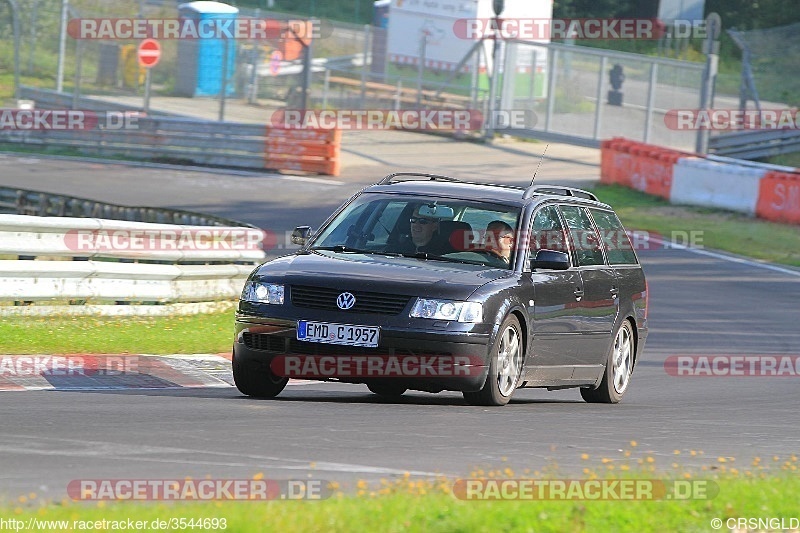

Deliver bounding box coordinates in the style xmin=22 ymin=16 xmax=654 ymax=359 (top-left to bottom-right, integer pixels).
xmin=0 ymin=117 xmax=341 ymax=177
xmin=4 ymin=87 xmax=341 ymax=176
xmin=756 ymin=171 xmax=800 ymax=224
xmin=601 ymin=137 xmax=799 ymax=224
xmin=0 ymin=214 xmax=265 ymax=316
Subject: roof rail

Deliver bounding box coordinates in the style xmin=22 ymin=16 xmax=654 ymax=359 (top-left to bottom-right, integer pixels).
xmin=523 ymin=185 xmax=599 ymax=201
xmin=376 ymin=172 xmax=463 ymax=185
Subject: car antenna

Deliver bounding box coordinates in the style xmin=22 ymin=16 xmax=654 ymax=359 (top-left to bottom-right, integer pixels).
xmin=529 ymin=144 xmax=549 ymax=187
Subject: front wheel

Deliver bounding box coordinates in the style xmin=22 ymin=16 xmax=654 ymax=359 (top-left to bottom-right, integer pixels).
xmin=232 ymin=348 xmax=289 ymax=398
xmin=581 ymin=320 xmax=635 ymax=404
xmin=463 ymin=314 xmax=523 ymax=406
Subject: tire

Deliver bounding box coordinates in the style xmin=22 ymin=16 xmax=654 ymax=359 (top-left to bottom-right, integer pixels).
xmin=581 ymin=320 xmax=635 ymax=404
xmin=366 ymin=381 xmax=407 ymax=397
xmin=463 ymin=314 xmax=523 ymax=406
xmin=232 ymin=348 xmax=289 ymax=398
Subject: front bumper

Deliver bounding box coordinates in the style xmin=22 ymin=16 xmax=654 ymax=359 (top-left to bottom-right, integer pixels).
xmin=234 ymin=314 xmax=492 ymax=392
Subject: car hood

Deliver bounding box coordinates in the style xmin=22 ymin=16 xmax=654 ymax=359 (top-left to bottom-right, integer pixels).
xmin=254 ymin=250 xmax=512 ymax=300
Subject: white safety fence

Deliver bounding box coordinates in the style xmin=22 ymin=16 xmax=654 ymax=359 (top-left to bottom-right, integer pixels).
xmin=0 ymin=215 xmax=266 ymax=316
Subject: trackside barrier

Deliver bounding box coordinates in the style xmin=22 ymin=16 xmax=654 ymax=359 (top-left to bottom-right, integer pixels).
xmin=756 ymin=171 xmax=800 ymax=224
xmin=4 ymin=88 xmax=342 ymax=177
xmin=600 ymin=137 xmax=800 ymax=224
xmin=670 ymin=158 xmax=765 ymax=215
xmin=0 ymin=214 xmax=266 ymax=316
xmin=600 ymin=138 xmax=693 ymax=200
xmin=265 ymin=129 xmax=342 ymax=176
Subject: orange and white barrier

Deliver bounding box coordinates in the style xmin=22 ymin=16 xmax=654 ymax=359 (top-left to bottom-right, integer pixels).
xmin=265 ymin=128 xmax=341 ymax=176
xmin=600 ymin=137 xmax=800 ymax=225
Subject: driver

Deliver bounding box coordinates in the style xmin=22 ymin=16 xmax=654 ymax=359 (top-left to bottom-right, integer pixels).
xmin=401 ymin=206 xmax=442 ymax=254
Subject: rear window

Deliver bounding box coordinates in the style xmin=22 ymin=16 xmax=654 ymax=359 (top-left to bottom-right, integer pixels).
xmin=590 ymin=209 xmax=638 ymax=265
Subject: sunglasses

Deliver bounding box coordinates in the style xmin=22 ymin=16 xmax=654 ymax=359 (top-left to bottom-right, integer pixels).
xmin=410 ymin=217 xmax=437 ymax=225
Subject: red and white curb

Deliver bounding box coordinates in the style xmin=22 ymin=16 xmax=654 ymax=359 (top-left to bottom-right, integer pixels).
xmin=0 ymin=353 xmax=316 ymax=392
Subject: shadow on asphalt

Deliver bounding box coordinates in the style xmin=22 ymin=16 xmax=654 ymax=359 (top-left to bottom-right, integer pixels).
xmin=46 ymin=386 xmax=585 ymax=406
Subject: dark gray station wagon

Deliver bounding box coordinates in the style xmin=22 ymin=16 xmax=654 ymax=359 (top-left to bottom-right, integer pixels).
xmin=233 ymin=173 xmax=648 ymax=406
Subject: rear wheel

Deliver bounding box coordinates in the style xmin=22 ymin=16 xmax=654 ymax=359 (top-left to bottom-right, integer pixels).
xmin=581 ymin=320 xmax=635 ymax=404
xmin=366 ymin=381 xmax=407 ymax=397
xmin=232 ymin=348 xmax=289 ymax=398
xmin=463 ymin=315 xmax=523 ymax=406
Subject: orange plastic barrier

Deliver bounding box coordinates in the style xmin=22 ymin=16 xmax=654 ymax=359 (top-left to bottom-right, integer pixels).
xmin=756 ymin=171 xmax=800 ymax=224
xmin=600 ymin=138 xmax=692 ymax=200
xmin=264 ymin=128 xmax=341 ymax=176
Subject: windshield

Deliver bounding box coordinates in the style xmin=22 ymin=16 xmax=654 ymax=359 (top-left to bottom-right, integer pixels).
xmin=310 ymin=194 xmax=521 ymax=269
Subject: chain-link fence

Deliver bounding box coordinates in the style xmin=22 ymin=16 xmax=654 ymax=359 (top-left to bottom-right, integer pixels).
xmin=727 ymin=22 xmax=800 ymax=109
xmin=1 ymin=0 xmax=718 ymax=151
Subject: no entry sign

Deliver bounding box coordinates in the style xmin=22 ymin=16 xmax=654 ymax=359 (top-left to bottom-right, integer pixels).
xmin=138 ymin=39 xmax=161 ymax=68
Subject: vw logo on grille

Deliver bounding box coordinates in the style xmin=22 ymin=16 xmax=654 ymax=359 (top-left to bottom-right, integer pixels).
xmin=336 ymin=292 xmax=356 ymax=310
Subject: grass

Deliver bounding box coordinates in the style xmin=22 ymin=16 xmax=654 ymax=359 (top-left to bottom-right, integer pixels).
xmin=593 ymin=184 xmax=800 ymax=267
xmin=0 ymin=310 xmax=234 ymax=355
xmin=3 ymin=466 xmax=799 ymax=532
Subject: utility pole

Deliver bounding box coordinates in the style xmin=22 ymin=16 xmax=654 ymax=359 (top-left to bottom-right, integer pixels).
xmin=485 ymin=0 xmax=504 ymax=141
xmin=56 ymin=0 xmax=69 ymax=93
xmin=696 ymin=12 xmax=721 ymax=155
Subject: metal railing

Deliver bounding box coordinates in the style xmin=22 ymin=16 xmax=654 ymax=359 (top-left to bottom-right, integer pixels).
xmin=0 ymin=185 xmax=256 ymax=228
xmin=709 ymin=129 xmax=800 ymax=160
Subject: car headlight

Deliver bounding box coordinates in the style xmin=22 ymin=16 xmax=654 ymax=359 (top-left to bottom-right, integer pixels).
xmin=242 ymin=281 xmax=284 ymax=304
xmin=410 ymin=298 xmax=483 ymax=323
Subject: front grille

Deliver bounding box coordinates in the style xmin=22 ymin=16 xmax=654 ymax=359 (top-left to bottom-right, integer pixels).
xmin=290 ymin=285 xmax=411 ymax=315
xmin=242 ymin=332 xmax=286 ymax=352
xmin=288 ymin=339 xmax=393 ymax=356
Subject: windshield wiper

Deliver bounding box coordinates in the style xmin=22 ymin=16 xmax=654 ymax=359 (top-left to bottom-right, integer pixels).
xmin=401 ymin=252 xmax=486 ymax=266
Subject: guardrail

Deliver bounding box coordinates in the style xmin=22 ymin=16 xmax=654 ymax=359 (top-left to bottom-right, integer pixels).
xmin=0 ymin=185 xmax=254 ymax=227
xmin=6 ymin=86 xmax=341 ymax=176
xmin=709 ymin=129 xmax=800 ymax=160
xmin=601 ymin=137 xmax=800 ymax=224
xmin=0 ymin=214 xmax=265 ymax=316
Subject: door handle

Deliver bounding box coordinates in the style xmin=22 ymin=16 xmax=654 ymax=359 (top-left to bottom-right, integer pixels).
xmin=610 ymin=286 xmax=619 ymax=298
xmin=573 ymin=287 xmax=584 ymax=300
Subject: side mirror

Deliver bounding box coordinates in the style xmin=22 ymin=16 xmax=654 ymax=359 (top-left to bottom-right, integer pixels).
xmin=532 ymin=249 xmax=570 ymax=270
xmin=291 ymin=226 xmax=313 ymax=246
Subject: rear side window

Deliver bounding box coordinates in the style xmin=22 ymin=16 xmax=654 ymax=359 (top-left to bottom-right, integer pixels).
xmin=559 ymin=205 xmax=605 ymax=267
xmin=529 ymin=205 xmax=569 ymax=257
xmin=590 ymin=209 xmax=638 ymax=265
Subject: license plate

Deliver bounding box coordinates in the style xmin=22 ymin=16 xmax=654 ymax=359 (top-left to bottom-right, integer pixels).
xmin=297 ymin=321 xmax=380 ymax=348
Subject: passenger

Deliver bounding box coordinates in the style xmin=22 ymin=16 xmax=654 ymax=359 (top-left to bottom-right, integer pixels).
xmin=483 ymin=220 xmax=515 ymax=266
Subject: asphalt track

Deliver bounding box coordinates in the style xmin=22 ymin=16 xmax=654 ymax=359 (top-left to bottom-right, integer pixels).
xmin=1 ymin=135 xmax=799 ymax=502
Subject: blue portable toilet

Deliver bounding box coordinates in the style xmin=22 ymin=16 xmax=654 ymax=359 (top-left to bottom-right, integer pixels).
xmin=176 ymin=1 xmax=238 ymax=97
